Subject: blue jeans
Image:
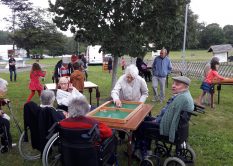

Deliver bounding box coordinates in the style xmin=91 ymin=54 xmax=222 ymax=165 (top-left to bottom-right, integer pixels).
xmin=9 ymin=69 xmax=16 ymax=81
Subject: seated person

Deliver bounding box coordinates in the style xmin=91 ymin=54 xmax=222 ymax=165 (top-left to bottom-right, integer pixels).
xmin=59 ymin=97 xmax=112 ymax=142
xmin=70 ymin=62 xmax=85 ymax=93
xmin=56 ymin=77 xmax=84 ymax=112
xmin=135 ymin=76 xmax=194 ymax=153
xmin=40 ymin=90 xmax=68 ymax=120
xmin=0 ymin=78 xmax=12 ymax=153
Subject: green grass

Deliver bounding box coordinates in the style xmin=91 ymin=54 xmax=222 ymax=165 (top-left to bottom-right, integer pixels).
xmin=0 ymin=51 xmax=233 ymax=165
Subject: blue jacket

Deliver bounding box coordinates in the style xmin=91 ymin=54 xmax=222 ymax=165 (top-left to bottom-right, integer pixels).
xmin=152 ymin=56 xmax=172 ymax=77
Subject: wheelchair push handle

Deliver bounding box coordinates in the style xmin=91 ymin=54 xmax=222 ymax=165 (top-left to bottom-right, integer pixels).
xmin=194 ymin=103 xmax=205 ymax=114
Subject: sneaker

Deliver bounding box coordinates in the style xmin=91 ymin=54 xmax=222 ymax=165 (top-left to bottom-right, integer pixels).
xmin=12 ymin=143 xmax=17 ymax=147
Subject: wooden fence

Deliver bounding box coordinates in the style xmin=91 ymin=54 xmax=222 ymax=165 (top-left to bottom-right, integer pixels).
xmin=135 ymin=59 xmax=233 ymax=80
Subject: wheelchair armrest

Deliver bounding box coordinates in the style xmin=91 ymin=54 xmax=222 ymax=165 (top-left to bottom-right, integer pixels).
xmin=46 ymin=122 xmax=59 ymax=139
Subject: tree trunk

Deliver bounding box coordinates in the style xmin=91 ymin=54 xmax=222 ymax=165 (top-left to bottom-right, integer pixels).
xmin=111 ymin=56 xmax=119 ymax=90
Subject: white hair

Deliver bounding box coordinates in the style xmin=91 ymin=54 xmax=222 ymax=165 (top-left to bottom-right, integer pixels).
xmin=40 ymin=90 xmax=55 ymax=106
xmin=0 ymin=78 xmax=8 ymax=95
xmin=68 ymin=97 xmax=90 ymax=118
xmin=125 ymin=64 xmax=139 ymax=78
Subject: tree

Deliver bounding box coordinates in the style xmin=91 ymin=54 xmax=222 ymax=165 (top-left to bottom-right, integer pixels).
xmin=223 ymin=25 xmax=233 ymax=45
xmin=0 ymin=31 xmax=13 ymax=44
xmin=200 ymin=23 xmax=225 ymax=49
xmin=49 ymin=0 xmax=189 ymax=88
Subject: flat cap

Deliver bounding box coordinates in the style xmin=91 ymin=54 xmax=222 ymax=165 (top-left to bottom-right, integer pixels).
xmin=172 ymin=76 xmax=191 ymax=86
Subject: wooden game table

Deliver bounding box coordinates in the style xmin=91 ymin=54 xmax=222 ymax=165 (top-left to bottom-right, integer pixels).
xmin=44 ymin=81 xmax=100 ymax=106
xmin=213 ymin=78 xmax=233 ymax=105
xmin=87 ymin=101 xmax=153 ymax=166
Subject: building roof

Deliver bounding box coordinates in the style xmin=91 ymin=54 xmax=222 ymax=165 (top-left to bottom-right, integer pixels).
xmin=208 ymin=44 xmax=233 ymax=53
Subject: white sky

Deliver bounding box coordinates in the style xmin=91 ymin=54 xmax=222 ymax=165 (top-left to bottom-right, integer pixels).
xmin=0 ymin=0 xmax=233 ymax=35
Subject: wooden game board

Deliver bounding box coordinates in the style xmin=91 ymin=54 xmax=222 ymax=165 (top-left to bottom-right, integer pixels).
xmin=86 ymin=100 xmax=143 ymax=124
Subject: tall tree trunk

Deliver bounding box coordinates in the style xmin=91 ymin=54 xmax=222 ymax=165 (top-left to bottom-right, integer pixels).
xmin=111 ymin=55 xmax=119 ymax=90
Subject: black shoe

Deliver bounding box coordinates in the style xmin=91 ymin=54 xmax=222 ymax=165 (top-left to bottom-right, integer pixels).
xmin=1 ymin=146 xmax=9 ymax=153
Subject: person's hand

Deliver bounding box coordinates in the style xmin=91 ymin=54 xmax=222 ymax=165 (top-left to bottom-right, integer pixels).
xmin=115 ymin=99 xmax=122 ymax=108
xmin=63 ymin=111 xmax=69 ymax=118
xmin=0 ymin=110 xmax=3 ymax=116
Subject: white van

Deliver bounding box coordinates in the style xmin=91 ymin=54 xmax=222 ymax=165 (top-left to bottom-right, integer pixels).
xmin=86 ymin=45 xmax=103 ymax=64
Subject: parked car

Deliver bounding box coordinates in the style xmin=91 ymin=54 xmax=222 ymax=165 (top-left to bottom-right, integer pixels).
xmin=31 ymin=54 xmax=44 ymax=59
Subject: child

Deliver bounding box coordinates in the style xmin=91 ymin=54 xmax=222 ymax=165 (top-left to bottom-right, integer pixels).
xmin=26 ymin=63 xmax=46 ymax=102
xmin=198 ymin=59 xmax=227 ymax=108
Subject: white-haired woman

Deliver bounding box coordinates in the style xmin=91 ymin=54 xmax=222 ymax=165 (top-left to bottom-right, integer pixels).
xmin=111 ymin=64 xmax=149 ymax=141
xmin=0 ymin=78 xmax=12 ymax=153
xmin=59 ymin=97 xmax=112 ymax=142
xmin=111 ymin=64 xmax=148 ymax=107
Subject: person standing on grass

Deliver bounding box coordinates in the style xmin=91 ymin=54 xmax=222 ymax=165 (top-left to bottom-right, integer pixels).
xmin=107 ymin=56 xmax=113 ymax=74
xmin=121 ymin=56 xmax=126 ymax=72
xmin=8 ymin=55 xmax=17 ymax=82
xmin=151 ymin=48 xmax=172 ymax=103
xmin=26 ymin=63 xmax=46 ymax=102
xmin=197 ymin=58 xmax=228 ymax=108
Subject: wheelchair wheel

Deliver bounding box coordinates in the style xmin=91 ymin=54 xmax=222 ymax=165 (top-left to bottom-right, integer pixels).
xmin=18 ymin=131 xmax=41 ymax=160
xmin=42 ymin=133 xmax=61 ymax=166
xmin=140 ymin=158 xmax=154 ymax=166
xmin=176 ymin=145 xmax=196 ymax=163
xmin=163 ymin=157 xmax=185 ymax=166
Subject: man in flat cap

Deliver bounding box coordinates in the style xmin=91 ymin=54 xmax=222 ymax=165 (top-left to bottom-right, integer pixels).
xmin=134 ymin=76 xmax=194 ymax=157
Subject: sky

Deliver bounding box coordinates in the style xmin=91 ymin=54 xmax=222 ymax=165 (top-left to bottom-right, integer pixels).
xmin=0 ymin=0 xmax=233 ymax=36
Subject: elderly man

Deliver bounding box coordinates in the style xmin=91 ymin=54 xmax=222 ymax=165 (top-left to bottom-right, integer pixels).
xmin=135 ymin=76 xmax=194 ymax=155
xmin=152 ymin=48 xmax=172 ymax=102
xmin=111 ymin=64 xmax=148 ymax=108
xmin=0 ymin=78 xmax=12 ymax=153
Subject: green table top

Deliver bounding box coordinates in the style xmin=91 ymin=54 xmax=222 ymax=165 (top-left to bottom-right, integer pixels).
xmin=107 ymin=103 xmax=139 ymax=109
xmin=94 ymin=110 xmax=129 ymax=119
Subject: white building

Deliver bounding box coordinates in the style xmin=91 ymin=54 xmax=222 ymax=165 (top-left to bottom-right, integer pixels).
xmin=208 ymin=44 xmax=233 ymax=62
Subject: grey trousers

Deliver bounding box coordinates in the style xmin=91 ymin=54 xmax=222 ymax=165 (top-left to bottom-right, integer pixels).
xmin=152 ymin=76 xmax=166 ymax=101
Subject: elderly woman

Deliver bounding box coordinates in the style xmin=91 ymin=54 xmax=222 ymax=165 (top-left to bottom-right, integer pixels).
xmin=56 ymin=77 xmax=84 ymax=112
xmin=0 ymin=78 xmax=12 ymax=153
xmin=111 ymin=64 xmax=148 ymax=140
xmin=59 ymin=97 xmax=112 ymax=141
xmin=111 ymin=64 xmax=148 ymax=108
xmin=40 ymin=90 xmax=68 ymax=119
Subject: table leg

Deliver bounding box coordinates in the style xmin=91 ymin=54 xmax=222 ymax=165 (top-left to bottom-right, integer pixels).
xmin=166 ymin=75 xmax=168 ymax=88
xmin=88 ymin=88 xmax=93 ymax=105
xmin=96 ymin=88 xmax=100 ymax=106
xmin=217 ymin=84 xmax=221 ymax=104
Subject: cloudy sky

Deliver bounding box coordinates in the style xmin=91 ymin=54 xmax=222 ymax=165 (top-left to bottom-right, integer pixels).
xmin=0 ymin=0 xmax=233 ymax=36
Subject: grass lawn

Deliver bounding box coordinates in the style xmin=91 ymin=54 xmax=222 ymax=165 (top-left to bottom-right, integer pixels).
xmin=0 ymin=50 xmax=233 ymax=165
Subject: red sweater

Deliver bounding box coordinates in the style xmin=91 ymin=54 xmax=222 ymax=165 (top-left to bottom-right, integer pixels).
xmin=59 ymin=116 xmax=112 ymax=141
xmin=205 ymin=69 xmax=224 ymax=84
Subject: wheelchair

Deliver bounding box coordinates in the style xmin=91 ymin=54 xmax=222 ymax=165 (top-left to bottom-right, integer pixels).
xmin=42 ymin=122 xmax=118 ymax=166
xmin=19 ymin=101 xmax=63 ymax=160
xmin=138 ymin=104 xmax=204 ymax=166
xmin=0 ymin=121 xmax=11 ymax=153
